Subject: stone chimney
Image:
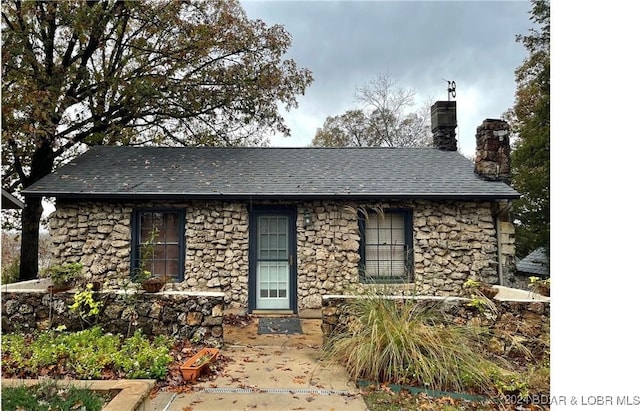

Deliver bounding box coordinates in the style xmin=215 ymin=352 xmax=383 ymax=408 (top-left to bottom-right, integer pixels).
xmin=431 ymin=101 xmax=457 ymax=151
xmin=474 ymin=119 xmax=511 ymax=183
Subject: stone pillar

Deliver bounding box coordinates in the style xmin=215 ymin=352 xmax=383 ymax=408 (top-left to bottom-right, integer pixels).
xmin=474 ymin=119 xmax=511 ymax=183
xmin=431 ymin=101 xmax=457 ymax=151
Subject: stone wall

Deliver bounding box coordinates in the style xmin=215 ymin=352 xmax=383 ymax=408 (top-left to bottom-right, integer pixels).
xmin=1 ymin=290 xmax=224 ymax=346
xmin=294 ymin=200 xmax=505 ymax=307
xmin=48 ymin=198 xmax=513 ymax=313
xmin=49 ymin=200 xmax=249 ymax=308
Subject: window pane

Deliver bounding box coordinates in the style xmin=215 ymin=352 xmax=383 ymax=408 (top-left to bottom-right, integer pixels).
xmin=166 ymin=245 xmax=180 ymax=260
xmin=164 ymin=225 xmax=178 ymax=242
xmin=136 ymin=210 xmax=183 ymax=281
xmin=153 ymin=245 xmax=166 ymax=260
xmin=362 ymin=211 xmax=409 ymax=281
xmin=153 ymin=260 xmax=166 ymax=276
xmin=167 ymin=260 xmax=179 ymax=276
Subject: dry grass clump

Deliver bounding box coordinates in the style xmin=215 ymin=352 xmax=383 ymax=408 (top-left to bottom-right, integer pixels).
xmin=323 ymin=291 xmax=508 ymax=394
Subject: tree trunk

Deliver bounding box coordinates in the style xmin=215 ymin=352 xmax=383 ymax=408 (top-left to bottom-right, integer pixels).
xmin=19 ymin=196 xmax=44 ymax=281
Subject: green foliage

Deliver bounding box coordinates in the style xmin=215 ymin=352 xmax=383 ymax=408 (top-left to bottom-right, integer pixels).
xmin=44 ymin=262 xmax=83 ymax=286
xmin=506 ymin=0 xmax=550 ymax=258
xmin=322 ymin=291 xmax=505 ymax=394
xmin=1 ymin=327 xmax=174 ymax=380
xmin=1 ymin=257 xmax=20 ymax=284
xmin=2 ymin=0 xmax=313 ymax=280
xmin=313 ymin=73 xmax=431 ymax=147
xmin=133 ymin=227 xmax=157 ymax=282
xmin=1 ymin=380 xmax=106 ymax=411
xmin=466 ymin=296 xmax=489 ymax=311
xmin=527 ymin=276 xmax=550 ymax=296
xmin=69 ymin=283 xmax=104 ymax=326
xmin=116 ymin=330 xmax=173 ymax=379
xmin=491 ymin=365 xmax=552 ymax=402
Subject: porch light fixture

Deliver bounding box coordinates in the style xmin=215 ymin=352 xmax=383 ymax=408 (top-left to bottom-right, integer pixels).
xmin=303 ymin=209 xmax=312 ymax=227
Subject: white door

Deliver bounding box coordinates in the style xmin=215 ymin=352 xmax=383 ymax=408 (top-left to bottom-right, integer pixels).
xmin=255 ymin=215 xmax=291 ymax=310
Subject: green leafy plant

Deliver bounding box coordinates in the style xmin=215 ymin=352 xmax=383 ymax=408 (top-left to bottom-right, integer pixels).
xmin=493 ymin=373 xmax=530 ymax=400
xmin=115 ymin=330 xmax=173 ymax=379
xmin=463 ymin=278 xmax=499 ymax=316
xmin=467 ymin=296 xmax=488 ymax=311
xmin=463 ymin=278 xmax=482 ymax=289
xmin=463 ymin=277 xmax=498 ymax=299
xmin=44 ymin=262 xmax=83 ymax=287
xmin=528 ymin=276 xmax=550 ymax=296
xmin=133 ymin=227 xmax=159 ymax=283
xmin=1 ymin=327 xmax=174 ymax=380
xmin=135 ymin=227 xmax=171 ymax=293
xmin=69 ymin=283 xmax=104 ymax=327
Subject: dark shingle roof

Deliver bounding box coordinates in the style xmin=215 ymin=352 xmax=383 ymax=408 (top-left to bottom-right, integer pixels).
xmin=23 ymin=147 xmax=520 ymax=200
xmin=516 ymin=247 xmax=549 ymax=277
xmin=2 ymin=188 xmax=24 ymax=209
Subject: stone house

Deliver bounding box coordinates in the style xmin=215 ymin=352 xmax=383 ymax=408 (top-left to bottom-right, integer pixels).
xmin=23 ymin=101 xmax=519 ymax=317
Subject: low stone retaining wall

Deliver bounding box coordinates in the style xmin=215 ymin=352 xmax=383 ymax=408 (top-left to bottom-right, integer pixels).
xmin=1 ymin=289 xmax=225 ymax=346
xmin=322 ymin=294 xmax=550 ymax=357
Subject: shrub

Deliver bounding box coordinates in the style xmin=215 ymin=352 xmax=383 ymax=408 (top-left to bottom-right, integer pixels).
xmin=1 ymin=257 xmax=20 ymax=284
xmin=322 ymin=291 xmax=507 ymax=394
xmin=44 ymin=262 xmax=83 ymax=286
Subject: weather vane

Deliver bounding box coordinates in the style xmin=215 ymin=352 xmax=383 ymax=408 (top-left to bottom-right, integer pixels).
xmin=442 ymin=78 xmax=456 ymax=101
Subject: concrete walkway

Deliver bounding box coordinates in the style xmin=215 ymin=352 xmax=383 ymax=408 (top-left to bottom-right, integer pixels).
xmin=149 ymin=318 xmax=368 ymax=411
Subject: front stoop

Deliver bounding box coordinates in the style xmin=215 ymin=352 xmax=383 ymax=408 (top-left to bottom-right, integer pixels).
xmin=1 ymin=379 xmax=156 ymax=411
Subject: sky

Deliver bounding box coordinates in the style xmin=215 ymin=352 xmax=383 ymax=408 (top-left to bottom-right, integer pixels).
xmin=240 ymin=0 xmax=533 ymax=157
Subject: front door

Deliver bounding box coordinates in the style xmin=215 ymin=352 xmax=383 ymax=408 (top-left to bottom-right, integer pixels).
xmin=249 ymin=208 xmax=296 ymax=312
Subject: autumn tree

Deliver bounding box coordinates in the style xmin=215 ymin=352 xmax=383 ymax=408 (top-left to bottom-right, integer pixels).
xmin=506 ymin=0 xmax=550 ymax=258
xmin=312 ymin=74 xmax=431 ymax=147
xmin=1 ymin=0 xmax=313 ymax=280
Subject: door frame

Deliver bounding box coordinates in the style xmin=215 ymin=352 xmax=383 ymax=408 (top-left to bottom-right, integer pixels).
xmin=248 ymin=206 xmax=298 ymax=313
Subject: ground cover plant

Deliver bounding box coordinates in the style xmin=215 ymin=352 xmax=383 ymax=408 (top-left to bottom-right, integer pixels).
xmin=1 ymin=327 xmax=172 ymax=380
xmin=1 ymin=326 xmax=229 ymax=392
xmin=1 ymin=379 xmax=111 ymax=411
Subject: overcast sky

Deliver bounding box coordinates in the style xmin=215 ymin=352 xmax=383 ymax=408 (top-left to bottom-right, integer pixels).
xmin=241 ymin=0 xmax=533 ymax=157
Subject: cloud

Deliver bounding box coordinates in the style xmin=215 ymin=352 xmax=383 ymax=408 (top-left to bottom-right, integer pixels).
xmin=242 ymin=0 xmax=532 ymax=154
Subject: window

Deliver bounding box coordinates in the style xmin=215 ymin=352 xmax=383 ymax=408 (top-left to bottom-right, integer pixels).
xmin=359 ymin=209 xmax=413 ymax=283
xmin=132 ymin=209 xmax=185 ymax=282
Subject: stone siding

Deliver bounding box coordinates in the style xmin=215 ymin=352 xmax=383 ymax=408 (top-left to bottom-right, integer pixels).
xmin=48 ymin=199 xmax=513 ymax=313
xmin=1 ymin=290 xmax=224 ymax=346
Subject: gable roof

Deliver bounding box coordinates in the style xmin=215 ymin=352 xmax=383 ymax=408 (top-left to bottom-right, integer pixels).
xmin=22 ymin=146 xmax=520 ymax=201
xmin=516 ymin=247 xmax=549 ymax=277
